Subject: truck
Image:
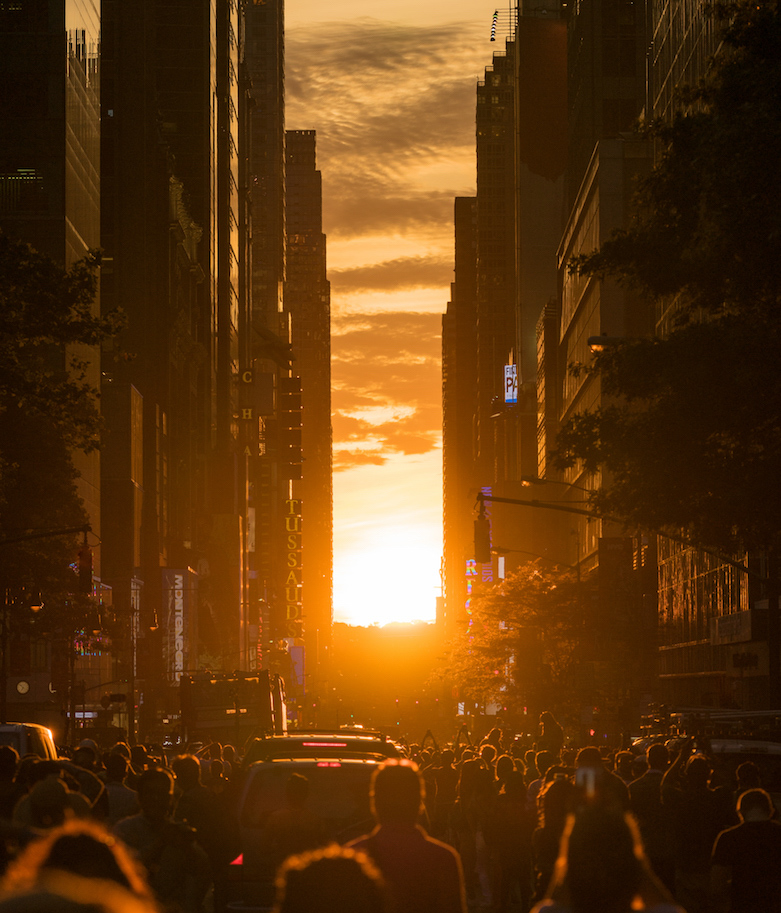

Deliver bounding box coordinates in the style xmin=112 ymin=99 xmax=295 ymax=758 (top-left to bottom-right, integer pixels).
xmin=179 ymin=670 xmax=286 ymax=746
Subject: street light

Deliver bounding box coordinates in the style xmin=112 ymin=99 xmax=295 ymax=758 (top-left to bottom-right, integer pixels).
xmin=587 ymin=335 xmax=627 ymax=353
xmin=520 ymin=476 xmax=596 ymax=497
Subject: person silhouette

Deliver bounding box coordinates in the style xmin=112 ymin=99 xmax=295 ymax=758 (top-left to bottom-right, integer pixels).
xmin=348 ymin=758 xmax=467 ymax=913
xmin=711 ymin=788 xmax=781 ymax=913
xmin=273 ymin=844 xmax=391 ymax=913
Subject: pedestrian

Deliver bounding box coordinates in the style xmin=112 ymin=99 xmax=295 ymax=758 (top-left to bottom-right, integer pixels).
xmin=629 ymin=743 xmax=674 ymax=891
xmin=538 ymin=713 xmax=564 ymax=757
xmin=348 ymin=758 xmax=467 ymax=913
xmin=2 ymin=818 xmax=151 ymax=901
xmin=273 ymin=844 xmax=391 ymax=913
xmin=532 ymin=776 xmax=575 ymax=904
xmin=711 ymin=787 xmax=781 ymax=913
xmin=262 ymin=772 xmax=327 ymax=871
xmin=531 ymin=803 xmax=682 ymax=913
xmin=661 ymin=739 xmax=733 ymax=913
xmin=574 ymin=747 xmax=629 ymax=810
xmin=113 ymin=766 xmax=211 ymax=913
xmin=102 ymin=754 xmax=139 ymax=826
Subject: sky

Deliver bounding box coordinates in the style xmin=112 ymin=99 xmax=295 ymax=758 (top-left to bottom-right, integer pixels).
xmin=286 ymin=0 xmax=509 ymax=627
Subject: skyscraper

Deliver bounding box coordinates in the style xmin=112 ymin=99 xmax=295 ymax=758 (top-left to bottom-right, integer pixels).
xmin=285 ymin=129 xmax=333 ymax=690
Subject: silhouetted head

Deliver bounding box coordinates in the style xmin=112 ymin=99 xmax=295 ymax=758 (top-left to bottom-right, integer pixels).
xmin=171 ymin=755 xmax=201 ymax=790
xmin=285 ymin=773 xmax=309 ymax=807
xmin=274 ymin=844 xmax=389 ymax=913
xmin=0 ymin=873 xmax=157 ymax=913
xmin=736 ymin=761 xmax=761 ymax=790
xmin=2 ymin=819 xmax=150 ymax=899
xmin=646 ymin=744 xmax=668 ymax=771
xmin=496 ymin=754 xmax=515 ymax=781
xmin=575 ymin=747 xmax=603 ymax=770
xmin=480 ymin=744 xmax=497 ymax=766
xmin=370 ymin=760 xmax=423 ymax=826
xmin=539 ymin=777 xmax=576 ymax=830
xmin=535 ymin=750 xmax=555 ymax=776
xmin=738 ymin=788 xmax=773 ymax=821
xmin=104 ymin=755 xmax=127 ymax=784
xmin=0 ymin=745 xmax=19 ymax=780
xmin=137 ymin=768 xmax=173 ymax=820
xmin=559 ymin=805 xmax=642 ymax=913
xmin=685 ymin=755 xmax=710 ymax=788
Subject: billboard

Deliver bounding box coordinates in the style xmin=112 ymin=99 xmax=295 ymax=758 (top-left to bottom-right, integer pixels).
xmin=162 ymin=568 xmax=198 ymax=683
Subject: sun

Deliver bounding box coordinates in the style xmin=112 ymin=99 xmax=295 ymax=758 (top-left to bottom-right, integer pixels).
xmin=333 ymin=523 xmax=442 ymax=627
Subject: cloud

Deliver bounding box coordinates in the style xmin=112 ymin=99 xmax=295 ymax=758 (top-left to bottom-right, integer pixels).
xmin=287 ymin=18 xmax=485 ymax=238
xmin=331 ymin=311 xmax=442 ymax=469
xmin=330 ymin=255 xmax=452 ymax=293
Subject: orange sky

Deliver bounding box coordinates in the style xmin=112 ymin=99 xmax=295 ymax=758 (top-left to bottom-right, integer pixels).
xmin=286 ymin=1 xmax=507 ymax=626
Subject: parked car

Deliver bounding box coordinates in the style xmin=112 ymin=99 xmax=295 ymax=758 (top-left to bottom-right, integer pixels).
xmin=0 ymin=722 xmax=58 ymax=760
xmin=230 ymin=755 xmax=381 ymax=910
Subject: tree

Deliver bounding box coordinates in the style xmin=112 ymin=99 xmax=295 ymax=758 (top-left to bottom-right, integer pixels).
xmin=0 ymin=231 xmax=123 ymax=455
xmin=440 ymin=561 xmax=598 ymax=727
xmin=555 ymin=0 xmax=781 ymax=555
xmin=0 ymin=231 xmax=122 ymax=613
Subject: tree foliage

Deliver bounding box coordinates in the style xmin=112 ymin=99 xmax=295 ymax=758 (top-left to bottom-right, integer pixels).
xmin=555 ymin=1 xmax=781 ymax=553
xmin=0 ymin=230 xmax=124 ymax=453
xmin=440 ymin=562 xmax=596 ymax=720
xmin=0 ymin=231 xmax=122 ymax=620
xmin=570 ymin=0 xmax=781 ymax=319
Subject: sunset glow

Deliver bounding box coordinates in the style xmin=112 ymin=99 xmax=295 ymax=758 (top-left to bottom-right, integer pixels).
xmin=287 ymin=2 xmax=500 ymax=626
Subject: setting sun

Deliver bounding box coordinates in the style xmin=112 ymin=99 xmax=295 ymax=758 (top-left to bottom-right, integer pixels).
xmin=332 ymin=453 xmax=443 ymax=627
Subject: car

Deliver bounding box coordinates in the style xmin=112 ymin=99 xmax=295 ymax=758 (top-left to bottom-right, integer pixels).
xmin=230 ymin=755 xmax=381 ymax=910
xmin=242 ymin=729 xmax=404 ymax=765
xmin=0 ymin=722 xmax=59 ymax=760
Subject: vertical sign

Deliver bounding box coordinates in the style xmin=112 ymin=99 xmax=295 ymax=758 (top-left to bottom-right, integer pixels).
xmin=285 ymin=499 xmax=303 ymax=637
xmin=162 ymin=569 xmax=197 ymax=683
xmin=504 ymin=365 xmax=518 ymax=404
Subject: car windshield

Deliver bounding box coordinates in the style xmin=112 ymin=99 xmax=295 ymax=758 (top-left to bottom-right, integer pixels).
xmin=241 ymin=761 xmax=376 ymax=841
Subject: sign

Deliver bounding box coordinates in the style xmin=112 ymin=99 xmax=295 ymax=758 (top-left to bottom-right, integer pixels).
xmin=504 ymin=365 xmax=518 ymax=404
xmin=162 ymin=569 xmax=198 ymax=683
xmin=711 ymin=611 xmax=752 ymax=645
xmin=285 ymin=499 xmax=303 ymax=637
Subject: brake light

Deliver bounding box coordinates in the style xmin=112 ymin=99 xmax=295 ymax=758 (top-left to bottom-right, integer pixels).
xmin=230 ymin=854 xmax=243 ymax=866
xmin=304 ymin=742 xmax=347 ymax=748
xmin=317 ymin=761 xmax=342 ymax=767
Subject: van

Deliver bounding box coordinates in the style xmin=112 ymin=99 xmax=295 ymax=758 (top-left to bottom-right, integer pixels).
xmin=0 ymin=722 xmax=59 ymax=760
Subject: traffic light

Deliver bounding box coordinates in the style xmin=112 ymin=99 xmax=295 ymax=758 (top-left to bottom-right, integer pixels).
xmin=474 ymin=516 xmax=491 ymax=564
xmin=77 ymin=545 xmax=93 ymax=594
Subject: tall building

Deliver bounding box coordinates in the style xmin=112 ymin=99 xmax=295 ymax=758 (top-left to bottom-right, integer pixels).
xmin=647 ymin=1 xmax=758 ymax=711
xmin=0 ymin=0 xmax=101 ymax=535
xmin=0 ymin=0 xmax=110 ymax=735
xmin=101 ymin=0 xmax=253 ymax=736
xmin=442 ymin=197 xmax=477 ymax=637
xmin=284 ymin=129 xmax=332 ymax=692
xmin=244 ymin=0 xmax=295 ymax=676
xmin=474 ymin=39 xmax=517 ymax=488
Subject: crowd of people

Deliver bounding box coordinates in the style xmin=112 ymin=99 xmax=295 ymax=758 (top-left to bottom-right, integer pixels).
xmin=0 ymin=716 xmax=775 ymax=913
xmin=399 ymin=718 xmax=781 ymax=913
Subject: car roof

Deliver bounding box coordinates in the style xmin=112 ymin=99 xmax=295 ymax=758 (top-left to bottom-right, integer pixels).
xmin=246 ymin=730 xmax=403 ymax=760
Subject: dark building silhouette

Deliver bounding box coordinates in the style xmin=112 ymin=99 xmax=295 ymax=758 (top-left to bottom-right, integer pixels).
xmin=0 ymin=0 xmax=110 ymax=734
xmin=100 ymin=0 xmax=253 ymax=735
xmin=284 ymin=129 xmax=332 ymax=690
xmin=442 ymin=197 xmax=477 ymax=637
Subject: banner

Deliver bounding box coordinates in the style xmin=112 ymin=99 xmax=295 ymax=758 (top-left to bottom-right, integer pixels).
xmin=161 ymin=568 xmax=198 ymax=683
